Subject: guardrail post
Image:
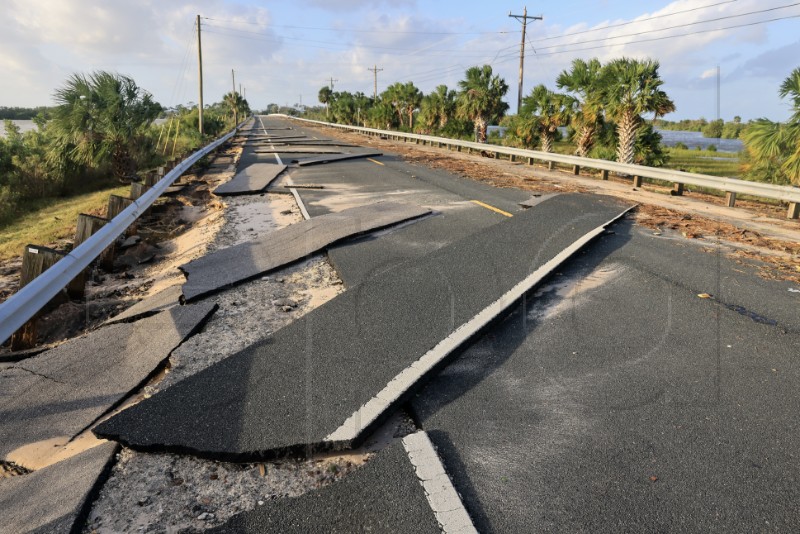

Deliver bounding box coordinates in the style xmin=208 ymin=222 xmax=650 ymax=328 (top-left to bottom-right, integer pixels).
xmin=601 ymin=170 xmax=609 ymax=180
xmin=107 ymin=195 xmax=137 ymax=235
xmin=548 ymin=161 xmax=554 ymax=171
xmin=573 ymin=165 xmax=580 ymax=175
xmin=143 ymin=171 xmax=159 ymax=187
xmin=671 ymin=183 xmax=684 ymax=196
xmin=633 ymin=176 xmax=643 ymax=188
xmin=10 ymin=245 xmax=66 ymax=350
xmin=725 ymin=192 xmax=737 ymax=207
xmin=788 ymin=202 xmax=800 ymax=219
xmin=69 ymin=214 xmax=111 ymax=297
xmin=130 ymin=182 xmax=150 ymax=200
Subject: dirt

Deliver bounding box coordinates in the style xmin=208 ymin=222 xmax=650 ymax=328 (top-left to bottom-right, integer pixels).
xmin=306 ymin=124 xmax=800 ymax=285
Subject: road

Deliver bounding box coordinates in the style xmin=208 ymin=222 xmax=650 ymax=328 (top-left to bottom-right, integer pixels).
xmin=264 ymin=115 xmax=800 ymax=532
xmin=4 ymin=114 xmax=799 ymax=533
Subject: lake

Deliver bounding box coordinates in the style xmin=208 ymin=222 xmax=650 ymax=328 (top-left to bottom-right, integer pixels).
xmin=0 ymin=119 xmax=38 ymax=137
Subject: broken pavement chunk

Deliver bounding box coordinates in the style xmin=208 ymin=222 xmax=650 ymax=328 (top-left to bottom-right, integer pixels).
xmin=214 ymin=163 xmax=287 ymax=196
xmin=0 ymin=302 xmax=216 ymax=459
xmin=0 ymin=441 xmax=118 ymax=534
xmin=179 ymin=202 xmax=432 ymax=301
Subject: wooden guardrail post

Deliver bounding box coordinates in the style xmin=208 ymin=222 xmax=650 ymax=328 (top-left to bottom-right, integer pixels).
xmin=789 ymin=202 xmax=800 ymax=219
xmin=10 ymin=245 xmax=66 ymax=350
xmin=672 ymin=183 xmax=684 ymax=196
xmin=130 ymin=182 xmax=150 ymax=200
xmin=601 ymin=170 xmax=609 ymax=180
xmin=107 ymin=195 xmax=137 ymax=235
xmin=143 ymin=171 xmax=159 ymax=186
xmin=633 ymin=176 xmax=643 ymax=188
xmin=68 ymin=214 xmax=112 ymax=297
xmin=547 ymin=161 xmax=554 ymax=171
xmin=573 ymin=165 xmax=580 ymax=175
xmin=725 ymin=192 xmax=737 ymax=207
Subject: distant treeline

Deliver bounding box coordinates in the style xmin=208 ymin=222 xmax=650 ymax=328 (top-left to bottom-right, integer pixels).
xmin=0 ymin=106 xmax=54 ymax=120
xmin=652 ymin=117 xmax=746 ymax=139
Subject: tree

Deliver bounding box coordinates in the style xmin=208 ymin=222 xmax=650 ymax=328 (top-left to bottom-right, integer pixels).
xmin=456 ymin=65 xmax=509 ymax=143
xmin=742 ymin=66 xmax=800 ymax=185
xmin=556 ymin=58 xmax=605 ymax=157
xmin=224 ymin=91 xmax=249 ymax=126
xmin=49 ymin=71 xmax=161 ymax=180
xmin=318 ymin=86 xmax=333 ymax=119
xmin=520 ymin=84 xmax=575 ymax=153
xmin=602 ymin=58 xmax=675 ymax=165
xmin=419 ymin=85 xmax=456 ymax=132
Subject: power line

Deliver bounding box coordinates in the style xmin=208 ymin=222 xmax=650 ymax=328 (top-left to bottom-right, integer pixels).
xmin=533 ymin=2 xmax=800 ymax=51
xmin=533 ymin=0 xmax=739 ymax=42
xmin=201 ymin=16 xmax=518 ymax=35
xmin=512 ymin=12 xmax=800 ymax=59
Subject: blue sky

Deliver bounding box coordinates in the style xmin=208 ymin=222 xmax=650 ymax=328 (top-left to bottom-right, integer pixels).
xmin=2 ymin=0 xmax=799 ymax=121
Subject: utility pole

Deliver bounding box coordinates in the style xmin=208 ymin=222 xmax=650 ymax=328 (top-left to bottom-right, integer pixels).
xmin=716 ymin=65 xmax=721 ymax=121
xmin=196 ymin=14 xmax=204 ymax=135
xmin=231 ymin=69 xmax=237 ymax=125
xmin=329 ymin=77 xmax=338 ymax=91
xmin=368 ymin=65 xmax=383 ymax=100
xmin=509 ymin=7 xmax=543 ymax=114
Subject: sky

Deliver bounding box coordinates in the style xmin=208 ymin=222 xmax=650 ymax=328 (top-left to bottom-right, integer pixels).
xmin=1 ymin=0 xmax=799 ymax=121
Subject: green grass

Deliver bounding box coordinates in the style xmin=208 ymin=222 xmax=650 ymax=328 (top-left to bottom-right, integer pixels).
xmin=0 ymin=185 xmax=129 ymax=261
xmin=662 ymin=148 xmax=741 ymax=177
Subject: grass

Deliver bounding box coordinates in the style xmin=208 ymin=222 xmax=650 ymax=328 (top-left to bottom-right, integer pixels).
xmin=662 ymin=148 xmax=741 ymax=177
xmin=0 ymin=185 xmax=129 ymax=261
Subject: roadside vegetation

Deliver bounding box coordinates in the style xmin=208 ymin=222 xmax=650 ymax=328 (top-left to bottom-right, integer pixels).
xmin=306 ymin=60 xmax=800 ymax=186
xmin=0 ymin=71 xmax=250 ymax=232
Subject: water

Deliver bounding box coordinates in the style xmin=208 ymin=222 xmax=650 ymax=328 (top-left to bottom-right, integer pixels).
xmin=0 ymin=119 xmax=37 ymax=137
xmin=656 ymin=129 xmax=743 ymax=153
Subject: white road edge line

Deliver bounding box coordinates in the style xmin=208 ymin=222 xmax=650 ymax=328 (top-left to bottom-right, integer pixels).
xmin=402 ymin=431 xmax=478 ymax=534
xmin=325 ymin=205 xmax=635 ymax=444
xmin=261 ymin=116 xmax=311 ymax=221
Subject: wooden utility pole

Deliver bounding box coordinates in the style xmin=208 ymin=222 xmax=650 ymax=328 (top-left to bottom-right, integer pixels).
xmin=197 ymin=15 xmax=204 ymax=135
xmin=231 ymin=69 xmax=237 ymax=124
xmin=509 ymin=7 xmax=543 ymax=114
xmin=368 ymin=65 xmax=383 ymax=100
xmin=329 ymin=77 xmax=338 ymax=91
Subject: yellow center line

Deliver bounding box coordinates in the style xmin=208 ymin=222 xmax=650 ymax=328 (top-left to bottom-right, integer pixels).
xmin=470 ymin=200 xmax=513 ymax=217
xmin=367 ymin=158 xmax=385 ymax=166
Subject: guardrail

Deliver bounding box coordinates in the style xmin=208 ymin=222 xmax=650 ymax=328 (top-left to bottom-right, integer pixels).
xmin=0 ymin=119 xmax=249 ymax=346
xmin=289 ymin=116 xmax=800 ymax=220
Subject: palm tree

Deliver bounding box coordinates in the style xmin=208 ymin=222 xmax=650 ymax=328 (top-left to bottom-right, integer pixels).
xmin=520 ymin=85 xmax=575 ymax=153
xmin=556 ymin=58 xmax=605 ymax=157
xmin=49 ymin=71 xmax=161 ymax=180
xmin=318 ymin=86 xmax=333 ymax=120
xmin=456 ymin=65 xmax=509 ymax=143
xmin=419 ymin=85 xmax=457 ymax=132
xmin=224 ymin=91 xmax=249 ymax=126
xmin=743 ymin=67 xmax=800 ymax=185
xmin=602 ymin=58 xmax=675 ymax=165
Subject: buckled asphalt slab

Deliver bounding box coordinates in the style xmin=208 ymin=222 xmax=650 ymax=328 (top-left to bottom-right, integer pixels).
xmin=179 ymin=201 xmax=432 ymax=302
xmin=104 ymin=284 xmax=183 ymax=325
xmin=94 ymin=194 xmax=632 ymax=462
xmin=297 ymin=151 xmax=383 ymax=166
xmin=0 ymin=303 xmax=216 ymax=459
xmin=0 ymin=441 xmax=118 ymax=533
xmin=213 ymin=163 xmax=287 ymax=196
xmin=208 ymin=438 xmax=443 ymax=533
xmin=410 ymin=221 xmax=800 ymax=532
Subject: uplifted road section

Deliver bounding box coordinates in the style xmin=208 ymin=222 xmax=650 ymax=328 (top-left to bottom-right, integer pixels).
xmin=213 ymin=162 xmax=287 ymax=196
xmin=95 ymin=195 xmax=633 ymax=461
xmin=0 ymin=303 xmax=216 ymax=459
xmin=180 ymin=201 xmax=431 ymax=301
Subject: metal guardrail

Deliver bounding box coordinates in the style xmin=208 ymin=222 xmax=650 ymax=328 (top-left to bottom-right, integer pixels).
xmin=0 ymin=120 xmax=248 ymax=346
xmin=289 ymin=116 xmax=800 ymax=219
